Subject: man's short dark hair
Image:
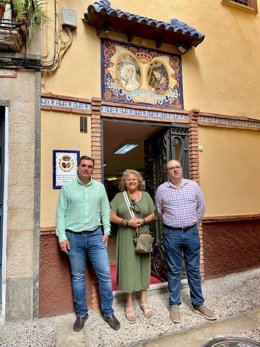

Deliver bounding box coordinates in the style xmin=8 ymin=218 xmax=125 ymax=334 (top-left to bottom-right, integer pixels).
xmin=78 ymin=155 xmax=95 ymax=166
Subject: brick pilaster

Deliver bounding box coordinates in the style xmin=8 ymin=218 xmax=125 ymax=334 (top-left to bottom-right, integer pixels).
xmin=188 ymin=109 xmax=200 ymax=183
xmin=89 ymin=98 xmax=102 ymax=310
xmin=188 ymin=109 xmax=205 ymax=279
xmin=91 ymin=98 xmax=102 ymax=181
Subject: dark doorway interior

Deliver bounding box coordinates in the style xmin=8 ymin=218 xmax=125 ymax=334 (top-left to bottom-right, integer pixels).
xmin=102 ymin=118 xmax=165 ymax=197
xmin=102 ymin=119 xmax=165 ymax=289
xmin=102 ymin=118 xmax=189 ymax=287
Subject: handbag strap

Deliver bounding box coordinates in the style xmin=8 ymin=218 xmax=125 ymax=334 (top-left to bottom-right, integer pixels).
xmin=123 ymin=191 xmax=135 ymax=219
xmin=123 ymin=191 xmax=139 ymax=235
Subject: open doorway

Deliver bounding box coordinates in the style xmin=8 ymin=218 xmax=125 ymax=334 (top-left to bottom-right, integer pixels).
xmin=102 ymin=118 xmax=168 ymax=290
xmin=102 ymin=118 xmax=190 ymax=290
xmin=102 ymin=119 xmax=167 ymax=195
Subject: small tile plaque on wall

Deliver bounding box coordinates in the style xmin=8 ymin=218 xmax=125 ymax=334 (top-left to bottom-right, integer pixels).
xmin=53 ymin=150 xmax=80 ymax=189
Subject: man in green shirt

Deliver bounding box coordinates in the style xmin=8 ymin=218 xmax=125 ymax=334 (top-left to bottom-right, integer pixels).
xmin=56 ymin=155 xmax=120 ymax=332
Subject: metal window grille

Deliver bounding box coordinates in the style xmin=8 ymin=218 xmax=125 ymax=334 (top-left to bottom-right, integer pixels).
xmin=232 ymin=0 xmax=248 ymax=5
xmin=80 ymin=117 xmax=88 ymax=133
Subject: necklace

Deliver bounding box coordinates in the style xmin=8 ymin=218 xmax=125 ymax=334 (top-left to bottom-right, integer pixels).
xmin=128 ymin=191 xmax=140 ymax=201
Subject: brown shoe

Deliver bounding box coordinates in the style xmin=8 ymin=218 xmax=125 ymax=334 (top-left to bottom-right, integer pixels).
xmin=169 ymin=305 xmax=180 ymax=323
xmin=73 ymin=314 xmax=89 ymax=332
xmin=192 ymin=305 xmax=216 ymax=320
xmin=103 ymin=314 xmax=120 ymax=330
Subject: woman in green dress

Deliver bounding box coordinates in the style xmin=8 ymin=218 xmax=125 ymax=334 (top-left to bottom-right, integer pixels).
xmin=110 ymin=169 xmax=156 ymax=322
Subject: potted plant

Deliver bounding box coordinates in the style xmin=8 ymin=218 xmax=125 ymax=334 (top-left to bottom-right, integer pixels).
xmin=0 ymin=2 xmax=6 ymax=23
xmin=1 ymin=0 xmax=49 ymax=40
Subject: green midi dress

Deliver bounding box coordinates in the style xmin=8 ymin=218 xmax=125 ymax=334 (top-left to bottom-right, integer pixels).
xmin=110 ymin=191 xmax=155 ymax=293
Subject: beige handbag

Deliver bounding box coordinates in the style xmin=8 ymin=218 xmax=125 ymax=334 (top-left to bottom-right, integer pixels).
xmin=123 ymin=191 xmax=154 ymax=254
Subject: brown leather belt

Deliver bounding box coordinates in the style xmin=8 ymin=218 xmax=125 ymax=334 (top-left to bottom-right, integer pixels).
xmin=164 ymin=223 xmax=196 ymax=232
xmin=65 ymin=228 xmax=98 ymax=235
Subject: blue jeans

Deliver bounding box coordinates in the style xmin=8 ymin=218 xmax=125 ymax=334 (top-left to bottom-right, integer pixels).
xmin=66 ymin=227 xmax=114 ymax=318
xmin=163 ymin=225 xmax=204 ymax=307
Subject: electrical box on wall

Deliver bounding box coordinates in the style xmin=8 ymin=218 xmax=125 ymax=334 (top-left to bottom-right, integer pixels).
xmin=61 ymin=8 xmax=77 ymax=29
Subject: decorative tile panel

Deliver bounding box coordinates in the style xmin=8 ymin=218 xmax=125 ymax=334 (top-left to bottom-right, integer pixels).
xmin=199 ymin=115 xmax=260 ymax=130
xmin=102 ymin=39 xmax=184 ymax=109
xmin=40 ymin=96 xmax=260 ymax=130
xmin=101 ymin=105 xmax=188 ymax=121
xmin=41 ymin=97 xmax=91 ymax=111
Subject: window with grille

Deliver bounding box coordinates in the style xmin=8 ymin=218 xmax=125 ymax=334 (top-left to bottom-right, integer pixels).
xmin=80 ymin=117 xmax=88 ymax=133
xmin=234 ymin=0 xmax=248 ymax=5
xmin=222 ymin=0 xmax=258 ymax=13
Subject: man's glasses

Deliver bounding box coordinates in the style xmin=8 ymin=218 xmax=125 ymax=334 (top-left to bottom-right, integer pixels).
xmin=130 ymin=199 xmax=141 ymax=213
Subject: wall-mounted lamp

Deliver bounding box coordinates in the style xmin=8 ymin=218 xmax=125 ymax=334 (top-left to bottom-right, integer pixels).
xmin=97 ymin=22 xmax=111 ymax=35
xmin=177 ymin=43 xmax=189 ymax=55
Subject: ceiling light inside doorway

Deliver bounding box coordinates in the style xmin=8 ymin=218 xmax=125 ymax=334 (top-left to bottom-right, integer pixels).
xmin=114 ymin=140 xmax=139 ymax=155
xmin=107 ymin=176 xmax=118 ymax=181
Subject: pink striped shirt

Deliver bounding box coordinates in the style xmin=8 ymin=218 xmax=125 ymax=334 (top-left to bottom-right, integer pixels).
xmin=155 ymin=179 xmax=206 ymax=228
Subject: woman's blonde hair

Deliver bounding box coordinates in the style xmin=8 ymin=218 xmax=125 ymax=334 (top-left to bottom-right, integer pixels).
xmin=118 ymin=169 xmax=145 ymax=191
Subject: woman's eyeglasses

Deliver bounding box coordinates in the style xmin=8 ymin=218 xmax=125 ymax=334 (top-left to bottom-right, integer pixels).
xmin=130 ymin=199 xmax=141 ymax=213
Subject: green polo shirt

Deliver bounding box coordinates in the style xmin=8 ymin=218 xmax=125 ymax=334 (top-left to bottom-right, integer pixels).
xmin=56 ymin=177 xmax=111 ymax=242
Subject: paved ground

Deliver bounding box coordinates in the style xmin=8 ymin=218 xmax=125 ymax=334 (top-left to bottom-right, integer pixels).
xmin=0 ymin=267 xmax=259 ymax=347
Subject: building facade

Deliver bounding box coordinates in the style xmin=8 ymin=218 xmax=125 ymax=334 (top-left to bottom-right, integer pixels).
xmin=0 ymin=2 xmax=42 ymax=321
xmin=1 ymin=0 xmax=260 ymax=320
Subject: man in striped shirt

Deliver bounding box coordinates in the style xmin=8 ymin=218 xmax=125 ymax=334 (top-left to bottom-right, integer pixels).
xmin=155 ymin=159 xmax=216 ymax=323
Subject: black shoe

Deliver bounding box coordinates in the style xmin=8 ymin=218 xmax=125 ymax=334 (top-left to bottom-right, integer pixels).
xmin=103 ymin=314 xmax=120 ymax=330
xmin=73 ymin=314 xmax=89 ymax=332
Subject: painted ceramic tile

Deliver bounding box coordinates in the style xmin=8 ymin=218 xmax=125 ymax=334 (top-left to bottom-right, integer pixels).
xmin=101 ymin=39 xmax=184 ymax=109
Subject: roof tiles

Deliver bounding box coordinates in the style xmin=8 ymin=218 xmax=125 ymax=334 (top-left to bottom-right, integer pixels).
xmin=84 ymin=0 xmax=205 ymax=52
